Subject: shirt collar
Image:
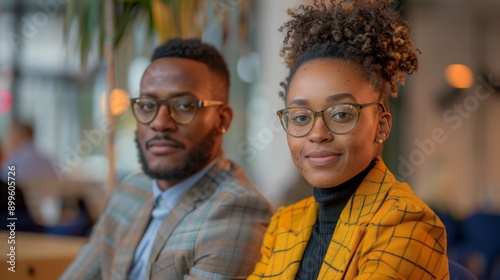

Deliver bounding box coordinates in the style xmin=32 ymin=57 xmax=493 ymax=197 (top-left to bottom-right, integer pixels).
xmin=152 ymin=157 xmax=219 ymax=208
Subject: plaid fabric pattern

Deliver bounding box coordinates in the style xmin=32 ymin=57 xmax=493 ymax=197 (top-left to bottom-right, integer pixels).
xmin=61 ymin=155 xmax=273 ymax=280
xmin=249 ymin=158 xmax=449 ymax=280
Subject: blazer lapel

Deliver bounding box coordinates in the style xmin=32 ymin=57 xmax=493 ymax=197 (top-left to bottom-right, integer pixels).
xmin=146 ymin=183 xmax=209 ymax=260
xmin=318 ymin=158 xmax=394 ymax=279
xmin=145 ymin=158 xmax=225 ymax=276
xmin=291 ymin=202 xmax=319 ymax=278
xmin=269 ymin=199 xmax=318 ymax=278
xmin=111 ymin=190 xmax=154 ymax=279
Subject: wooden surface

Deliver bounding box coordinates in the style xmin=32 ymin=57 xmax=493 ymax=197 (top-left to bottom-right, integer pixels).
xmin=0 ymin=231 xmax=87 ymax=279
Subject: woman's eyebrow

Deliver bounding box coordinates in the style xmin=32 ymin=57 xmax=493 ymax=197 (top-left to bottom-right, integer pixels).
xmin=326 ymin=93 xmax=357 ymax=103
xmin=288 ymin=98 xmax=309 ymax=106
xmin=288 ymin=93 xmax=357 ymax=107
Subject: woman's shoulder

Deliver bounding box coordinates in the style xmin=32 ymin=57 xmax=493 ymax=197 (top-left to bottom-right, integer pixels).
xmin=269 ymin=196 xmax=316 ymax=228
xmin=388 ymin=181 xmax=430 ymax=209
xmin=373 ymin=180 xmax=443 ymax=227
xmin=277 ymin=196 xmax=315 ymax=214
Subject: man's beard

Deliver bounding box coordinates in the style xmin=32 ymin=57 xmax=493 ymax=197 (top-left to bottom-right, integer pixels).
xmin=135 ymin=129 xmax=218 ymax=182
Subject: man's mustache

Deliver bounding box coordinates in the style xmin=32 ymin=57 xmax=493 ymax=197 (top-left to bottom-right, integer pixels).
xmin=145 ymin=134 xmax=185 ymax=149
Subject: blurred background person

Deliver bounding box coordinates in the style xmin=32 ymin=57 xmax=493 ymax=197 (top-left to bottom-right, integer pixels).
xmin=1 ymin=120 xmax=92 ymax=236
xmin=0 ymin=120 xmax=47 ymax=232
xmin=1 ymin=119 xmax=58 ymax=182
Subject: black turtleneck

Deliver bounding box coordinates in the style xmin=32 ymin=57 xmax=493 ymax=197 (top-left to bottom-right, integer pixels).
xmin=295 ymin=159 xmax=377 ymax=280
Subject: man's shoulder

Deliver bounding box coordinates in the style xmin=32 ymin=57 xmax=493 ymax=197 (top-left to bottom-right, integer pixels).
xmin=195 ymin=158 xmax=272 ymax=213
xmin=207 ymin=158 xmax=262 ymax=196
xmin=90 ymin=172 xmax=153 ymax=232
xmin=106 ymin=172 xmax=153 ymax=207
xmin=116 ymin=172 xmax=152 ymax=192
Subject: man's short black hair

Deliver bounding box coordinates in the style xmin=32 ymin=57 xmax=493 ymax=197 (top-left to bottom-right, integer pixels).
xmin=151 ymin=38 xmax=230 ymax=101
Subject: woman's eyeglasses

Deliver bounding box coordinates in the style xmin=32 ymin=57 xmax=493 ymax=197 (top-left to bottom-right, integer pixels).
xmin=276 ymin=102 xmax=386 ymax=137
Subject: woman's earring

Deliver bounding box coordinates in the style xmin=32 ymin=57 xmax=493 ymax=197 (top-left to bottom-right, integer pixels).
xmin=377 ymin=138 xmax=383 ymax=144
xmin=221 ymin=128 xmax=227 ymax=134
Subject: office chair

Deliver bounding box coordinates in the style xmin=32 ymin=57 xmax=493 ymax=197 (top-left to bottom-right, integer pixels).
xmin=449 ymin=260 xmax=478 ymax=280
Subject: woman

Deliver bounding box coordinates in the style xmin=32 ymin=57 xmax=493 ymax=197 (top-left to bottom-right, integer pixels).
xmin=249 ymin=1 xmax=449 ymax=279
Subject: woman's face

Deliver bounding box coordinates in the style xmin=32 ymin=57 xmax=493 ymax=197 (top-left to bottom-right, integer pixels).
xmin=285 ymin=59 xmax=391 ymax=188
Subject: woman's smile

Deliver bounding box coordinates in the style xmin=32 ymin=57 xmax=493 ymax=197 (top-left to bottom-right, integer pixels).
xmin=304 ymin=150 xmax=342 ymax=166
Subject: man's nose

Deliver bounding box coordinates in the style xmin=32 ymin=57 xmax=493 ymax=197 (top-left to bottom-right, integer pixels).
xmin=149 ymin=105 xmax=177 ymax=132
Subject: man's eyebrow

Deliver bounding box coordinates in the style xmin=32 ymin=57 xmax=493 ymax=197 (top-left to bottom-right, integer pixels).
xmin=139 ymin=91 xmax=194 ymax=98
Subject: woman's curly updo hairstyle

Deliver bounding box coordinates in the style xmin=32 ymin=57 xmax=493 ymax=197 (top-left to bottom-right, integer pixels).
xmin=279 ymin=0 xmax=419 ymax=107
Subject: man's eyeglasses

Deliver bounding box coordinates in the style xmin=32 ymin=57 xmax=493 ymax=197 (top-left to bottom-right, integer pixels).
xmin=130 ymin=97 xmax=224 ymax=125
xmin=276 ymin=102 xmax=386 ymax=137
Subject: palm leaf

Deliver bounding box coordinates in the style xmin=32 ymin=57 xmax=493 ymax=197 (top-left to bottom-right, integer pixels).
xmin=64 ymin=0 xmax=205 ymax=67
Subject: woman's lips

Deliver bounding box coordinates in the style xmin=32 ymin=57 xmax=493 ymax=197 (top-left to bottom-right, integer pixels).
xmin=305 ymin=150 xmax=342 ymax=166
xmin=147 ymin=139 xmax=181 ymax=154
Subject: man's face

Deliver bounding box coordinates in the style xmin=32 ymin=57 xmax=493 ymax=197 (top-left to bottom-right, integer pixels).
xmin=135 ymin=58 xmax=227 ymax=190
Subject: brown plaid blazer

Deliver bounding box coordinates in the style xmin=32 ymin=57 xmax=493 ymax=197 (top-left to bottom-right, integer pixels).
xmin=249 ymin=158 xmax=449 ymax=280
xmin=61 ymin=155 xmax=273 ymax=280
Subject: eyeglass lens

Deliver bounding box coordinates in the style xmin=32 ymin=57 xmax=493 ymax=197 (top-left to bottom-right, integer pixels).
xmin=282 ymin=104 xmax=360 ymax=136
xmin=132 ymin=97 xmax=198 ymax=124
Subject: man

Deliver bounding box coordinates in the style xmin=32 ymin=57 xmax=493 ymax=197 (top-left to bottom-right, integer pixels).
xmin=62 ymin=38 xmax=273 ymax=279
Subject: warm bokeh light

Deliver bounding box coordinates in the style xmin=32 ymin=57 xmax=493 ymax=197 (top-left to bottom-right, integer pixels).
xmin=0 ymin=89 xmax=13 ymax=114
xmin=100 ymin=88 xmax=130 ymax=116
xmin=445 ymin=64 xmax=474 ymax=89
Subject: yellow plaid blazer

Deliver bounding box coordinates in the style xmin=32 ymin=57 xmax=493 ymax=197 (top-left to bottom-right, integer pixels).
xmin=249 ymin=158 xmax=449 ymax=280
